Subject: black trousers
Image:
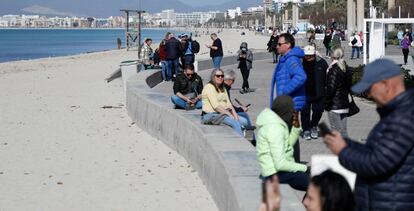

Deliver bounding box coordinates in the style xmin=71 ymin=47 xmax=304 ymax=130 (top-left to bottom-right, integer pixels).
xmin=300 ymin=100 xmax=324 ymax=131
xmin=240 ymin=67 xmax=250 ymax=90
xmin=403 ymin=48 xmax=409 ymax=64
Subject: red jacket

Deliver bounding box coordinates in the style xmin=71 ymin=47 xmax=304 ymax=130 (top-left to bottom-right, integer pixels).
xmin=159 ymin=43 xmax=167 ymax=60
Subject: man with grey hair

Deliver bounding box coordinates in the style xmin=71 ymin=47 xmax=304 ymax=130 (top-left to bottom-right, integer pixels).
xmin=223 ymin=69 xmax=256 ymax=144
xmin=323 ymin=59 xmax=414 ymax=210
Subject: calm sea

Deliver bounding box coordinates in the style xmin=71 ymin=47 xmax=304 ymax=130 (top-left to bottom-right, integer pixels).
xmin=0 ymin=29 xmax=184 ymax=63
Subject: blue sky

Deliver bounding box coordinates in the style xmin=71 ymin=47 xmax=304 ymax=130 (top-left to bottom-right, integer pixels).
xmin=179 ymin=0 xmax=230 ymax=6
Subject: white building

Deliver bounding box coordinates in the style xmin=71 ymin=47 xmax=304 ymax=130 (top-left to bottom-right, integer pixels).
xmin=247 ymin=6 xmax=264 ymax=12
xmin=161 ymin=9 xmax=176 ymax=26
xmin=175 ymin=12 xmax=212 ymax=27
xmin=227 ymin=7 xmax=241 ymax=19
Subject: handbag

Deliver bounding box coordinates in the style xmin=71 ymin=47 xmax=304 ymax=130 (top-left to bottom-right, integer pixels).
xmin=348 ymin=94 xmax=360 ymax=117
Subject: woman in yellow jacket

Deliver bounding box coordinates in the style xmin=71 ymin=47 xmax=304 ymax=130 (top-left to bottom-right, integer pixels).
xmin=256 ymin=95 xmax=309 ymax=191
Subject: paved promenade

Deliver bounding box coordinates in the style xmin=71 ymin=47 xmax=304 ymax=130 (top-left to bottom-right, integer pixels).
xmin=195 ymin=57 xmax=379 ymax=164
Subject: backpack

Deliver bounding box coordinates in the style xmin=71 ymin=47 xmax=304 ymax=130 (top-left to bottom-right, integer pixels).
xmin=191 ymin=40 xmax=200 ymax=54
xmin=351 ymin=36 xmax=357 ymax=45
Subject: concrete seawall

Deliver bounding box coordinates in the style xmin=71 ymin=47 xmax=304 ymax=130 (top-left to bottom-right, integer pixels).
xmin=126 ymin=53 xmax=305 ymax=211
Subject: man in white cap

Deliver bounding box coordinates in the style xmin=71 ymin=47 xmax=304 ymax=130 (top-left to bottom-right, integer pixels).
xmin=301 ymin=45 xmax=328 ymax=140
xmin=323 ymin=58 xmax=414 ymax=210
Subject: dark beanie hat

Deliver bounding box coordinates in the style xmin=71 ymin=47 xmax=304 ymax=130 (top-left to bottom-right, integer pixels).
xmin=271 ymin=95 xmax=294 ymax=127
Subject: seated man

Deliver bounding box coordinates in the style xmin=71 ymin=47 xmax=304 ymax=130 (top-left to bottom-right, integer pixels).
xmin=223 ymin=70 xmax=256 ymax=142
xmin=171 ymin=64 xmax=203 ymax=110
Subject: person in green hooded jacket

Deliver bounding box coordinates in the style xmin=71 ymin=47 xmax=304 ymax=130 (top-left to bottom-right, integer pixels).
xmin=256 ymin=95 xmax=309 ymax=191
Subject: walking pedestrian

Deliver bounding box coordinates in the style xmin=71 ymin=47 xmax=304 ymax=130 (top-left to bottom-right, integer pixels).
xmin=117 ymin=37 xmax=122 ymax=49
xmin=401 ymin=33 xmax=411 ymax=65
xmin=323 ymin=30 xmax=332 ymax=58
xmin=267 ymin=31 xmax=279 ymax=63
xmin=323 ymin=58 xmax=414 ymax=210
xmin=301 ymin=45 xmax=328 ymax=140
xmin=269 ymin=33 xmax=307 ymax=162
xmin=349 ymin=32 xmax=362 ymax=59
xmin=325 ymin=47 xmax=350 ymax=138
xmin=237 ymin=42 xmax=253 ymax=94
xmin=206 ymin=33 xmax=223 ymax=69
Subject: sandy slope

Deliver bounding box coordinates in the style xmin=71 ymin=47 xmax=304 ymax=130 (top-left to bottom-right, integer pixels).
xmin=0 ymin=50 xmax=217 ymax=211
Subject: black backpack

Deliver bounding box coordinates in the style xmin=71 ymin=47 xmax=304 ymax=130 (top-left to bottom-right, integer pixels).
xmin=191 ymin=40 xmax=200 ymax=54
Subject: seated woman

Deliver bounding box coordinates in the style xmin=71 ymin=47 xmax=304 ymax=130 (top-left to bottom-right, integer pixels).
xmin=303 ymin=170 xmax=355 ymax=211
xmin=201 ymin=69 xmax=248 ymax=137
xmin=256 ymin=95 xmax=309 ymax=191
xmin=171 ymin=64 xmax=203 ymax=110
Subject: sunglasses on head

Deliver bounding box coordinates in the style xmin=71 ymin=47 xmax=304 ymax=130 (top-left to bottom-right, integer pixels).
xmin=215 ymin=74 xmax=224 ymax=78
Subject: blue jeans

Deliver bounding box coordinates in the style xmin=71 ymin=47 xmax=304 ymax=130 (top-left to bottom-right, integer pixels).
xmin=167 ymin=59 xmax=180 ymax=80
xmin=351 ymin=47 xmax=360 ymax=59
xmin=212 ymin=56 xmax=223 ymax=69
xmin=160 ymin=60 xmax=168 ymax=80
xmin=171 ymin=95 xmax=202 ymax=109
xmin=202 ymin=112 xmax=248 ymax=137
xmin=183 ymin=55 xmax=195 ymax=66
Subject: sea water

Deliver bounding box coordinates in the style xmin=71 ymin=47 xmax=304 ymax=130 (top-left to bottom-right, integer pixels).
xmin=0 ymin=28 xmax=185 ymax=63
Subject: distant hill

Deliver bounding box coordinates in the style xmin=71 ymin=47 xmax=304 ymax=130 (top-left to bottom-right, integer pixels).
xmin=0 ymin=0 xmax=262 ymax=17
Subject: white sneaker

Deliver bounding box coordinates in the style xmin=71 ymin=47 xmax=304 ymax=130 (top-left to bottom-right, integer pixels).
xmin=311 ymin=127 xmax=319 ymax=139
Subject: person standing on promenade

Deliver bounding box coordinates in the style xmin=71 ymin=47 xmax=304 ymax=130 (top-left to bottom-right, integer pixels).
xmin=267 ymin=30 xmax=279 ymax=63
xmin=301 ymin=45 xmax=328 ymax=140
xmin=237 ymin=42 xmax=253 ymax=94
xmin=140 ymin=38 xmax=154 ymax=69
xmin=117 ymin=37 xmax=122 ymax=49
xmin=323 ymin=58 xmax=414 ymax=211
xmin=206 ymin=33 xmax=223 ymax=69
xmin=325 ymin=47 xmax=350 ymax=138
xmin=269 ymin=33 xmax=307 ymax=162
xmin=158 ymin=39 xmax=168 ymax=80
xmin=179 ymin=33 xmax=196 ymax=67
xmin=165 ymin=33 xmax=181 ymax=80
xmin=323 ymin=30 xmax=332 ymax=58
xmin=401 ymin=33 xmax=411 ymax=65
xmin=349 ymin=32 xmax=362 ymax=60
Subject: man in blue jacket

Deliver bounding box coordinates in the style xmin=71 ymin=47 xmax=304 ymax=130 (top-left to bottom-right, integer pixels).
xmin=270 ymin=33 xmax=307 ymax=162
xmin=324 ymin=59 xmax=414 ymax=210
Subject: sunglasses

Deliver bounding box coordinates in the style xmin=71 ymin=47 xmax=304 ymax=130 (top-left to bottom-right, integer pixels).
xmin=215 ymin=74 xmax=224 ymax=78
xmin=186 ymin=73 xmax=194 ymax=76
xmin=277 ymin=42 xmax=287 ymax=46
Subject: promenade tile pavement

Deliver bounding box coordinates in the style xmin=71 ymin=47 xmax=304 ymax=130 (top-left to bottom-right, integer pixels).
xmin=195 ymin=39 xmax=384 ymax=164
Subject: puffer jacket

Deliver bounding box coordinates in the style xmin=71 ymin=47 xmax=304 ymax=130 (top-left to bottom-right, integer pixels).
xmin=173 ymin=73 xmax=203 ymax=95
xmin=256 ymin=108 xmax=307 ymax=177
xmin=140 ymin=44 xmax=153 ymax=65
xmin=269 ymin=47 xmax=307 ymax=111
xmin=325 ymin=63 xmax=349 ymax=111
xmin=339 ymin=89 xmax=414 ymax=211
xmin=165 ymin=37 xmax=181 ymax=60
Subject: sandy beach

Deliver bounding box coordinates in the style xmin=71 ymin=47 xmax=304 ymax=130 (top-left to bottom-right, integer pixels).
xmin=0 ymin=28 xmax=268 ymax=210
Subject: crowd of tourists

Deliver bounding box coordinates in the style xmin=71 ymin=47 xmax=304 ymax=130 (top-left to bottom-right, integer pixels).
xmin=143 ymin=28 xmax=414 ymax=211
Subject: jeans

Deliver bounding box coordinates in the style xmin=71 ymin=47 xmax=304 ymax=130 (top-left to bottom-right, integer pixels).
xmin=183 ymin=55 xmax=195 ymax=66
xmin=277 ymin=171 xmax=310 ymax=191
xmin=167 ymin=59 xmax=180 ymax=80
xmin=351 ymin=46 xmax=360 ymax=59
xmin=301 ymin=100 xmax=324 ymax=131
xmin=160 ymin=61 xmax=168 ymax=80
xmin=328 ymin=111 xmax=348 ymax=137
xmin=272 ymin=51 xmax=279 ymax=62
xmin=403 ymin=48 xmax=409 ymax=65
xmin=325 ymin=47 xmax=330 ymax=57
xmin=202 ymin=112 xmax=248 ymax=137
xmin=212 ymin=56 xmax=223 ymax=69
xmin=171 ymin=95 xmax=202 ymax=109
xmin=240 ymin=67 xmax=250 ymax=90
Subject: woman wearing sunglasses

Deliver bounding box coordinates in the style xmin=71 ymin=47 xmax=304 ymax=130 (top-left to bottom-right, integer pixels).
xmin=201 ymin=69 xmax=248 ymax=136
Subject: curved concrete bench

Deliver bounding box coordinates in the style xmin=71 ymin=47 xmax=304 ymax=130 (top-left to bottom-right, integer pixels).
xmin=126 ymin=54 xmax=305 ymax=211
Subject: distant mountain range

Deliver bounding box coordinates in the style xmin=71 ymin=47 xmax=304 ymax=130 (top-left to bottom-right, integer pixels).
xmin=0 ymin=0 xmax=262 ymax=17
